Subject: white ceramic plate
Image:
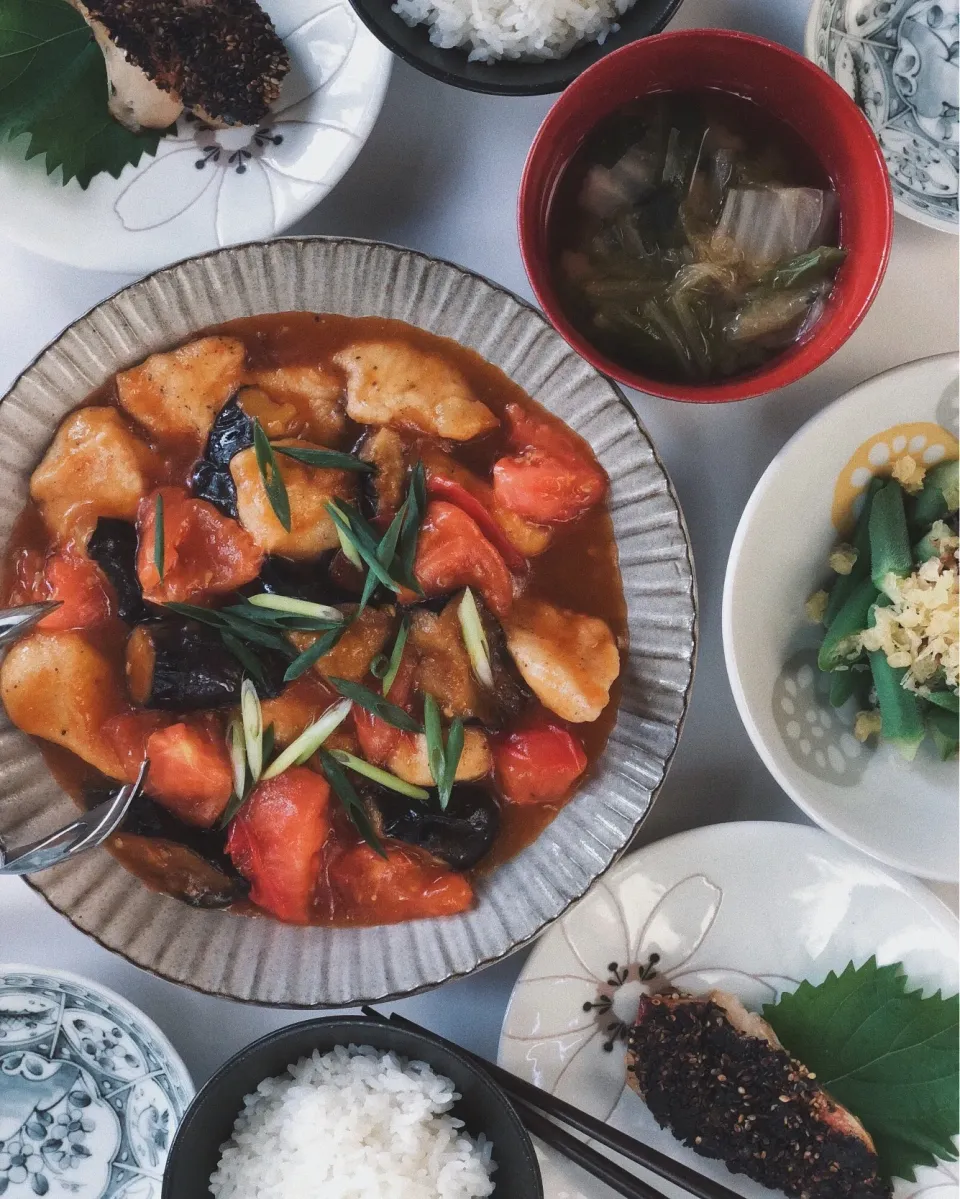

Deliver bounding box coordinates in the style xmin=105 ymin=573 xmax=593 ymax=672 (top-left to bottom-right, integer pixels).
xmin=0 ymin=0 xmax=392 ymax=274
xmin=0 ymin=964 xmax=193 ymax=1198
xmin=722 ymin=354 xmax=959 ymax=882
xmin=499 ymin=822 xmax=960 ymax=1199
xmin=804 ymin=0 xmax=959 ymax=235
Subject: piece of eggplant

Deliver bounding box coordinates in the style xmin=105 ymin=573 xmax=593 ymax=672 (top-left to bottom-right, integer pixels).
xmin=245 ymin=552 xmax=358 ymax=606
xmin=83 ymin=783 xmax=248 ymax=909
xmin=126 ymin=618 xmax=286 ymax=709
xmin=190 ymin=393 xmax=254 ymax=517
xmin=367 ymin=782 xmax=500 ymax=871
xmin=87 ymin=517 xmax=148 ymax=623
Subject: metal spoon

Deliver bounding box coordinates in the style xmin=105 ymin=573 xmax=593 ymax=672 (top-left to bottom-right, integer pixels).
xmin=0 ymin=601 xmax=60 ymax=648
xmin=0 ymin=600 xmax=146 ymax=876
xmin=0 ymin=761 xmax=149 ymax=876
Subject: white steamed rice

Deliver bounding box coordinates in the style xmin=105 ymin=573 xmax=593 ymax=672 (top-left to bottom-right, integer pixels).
xmin=392 ymin=0 xmax=633 ymax=63
xmin=209 ymin=1043 xmax=497 ymax=1199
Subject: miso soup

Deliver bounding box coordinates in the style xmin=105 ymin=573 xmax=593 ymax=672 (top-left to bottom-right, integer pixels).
xmin=551 ymin=90 xmax=846 ymax=385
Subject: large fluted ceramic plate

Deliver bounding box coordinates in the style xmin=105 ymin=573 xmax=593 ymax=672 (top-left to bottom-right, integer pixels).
xmin=0 ymin=238 xmax=696 ymax=1007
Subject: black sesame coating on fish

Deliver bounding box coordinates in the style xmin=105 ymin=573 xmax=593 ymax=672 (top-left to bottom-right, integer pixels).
xmin=80 ymin=0 xmax=289 ymax=126
xmin=626 ymin=994 xmax=892 ymax=1199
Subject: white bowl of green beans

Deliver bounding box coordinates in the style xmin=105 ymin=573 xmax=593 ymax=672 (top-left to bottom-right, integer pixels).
xmin=723 ymin=353 xmax=959 ymax=883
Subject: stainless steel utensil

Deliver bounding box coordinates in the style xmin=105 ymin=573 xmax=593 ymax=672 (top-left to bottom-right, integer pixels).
xmin=0 ymin=601 xmax=60 ymax=647
xmin=0 ymin=600 xmax=147 ymax=876
xmin=0 ymin=761 xmax=148 ymax=876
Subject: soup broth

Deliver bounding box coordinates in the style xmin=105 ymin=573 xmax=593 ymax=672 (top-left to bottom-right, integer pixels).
xmin=551 ymin=90 xmax=846 ymax=385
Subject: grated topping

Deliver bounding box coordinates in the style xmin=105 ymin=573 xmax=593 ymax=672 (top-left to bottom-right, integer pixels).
xmin=860 ymin=548 xmax=959 ymax=693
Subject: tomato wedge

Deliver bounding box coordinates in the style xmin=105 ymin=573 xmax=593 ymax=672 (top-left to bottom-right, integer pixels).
xmin=37 ymin=551 xmax=114 ymax=631
xmin=329 ymin=844 xmax=474 ymax=923
xmin=137 ymin=486 xmax=263 ymax=603
xmin=144 ymin=719 xmax=233 ymax=828
xmin=425 ymin=474 xmax=527 ymax=572
xmin=493 ymin=403 xmax=606 ymax=524
xmin=226 ymin=767 xmax=331 ymax=924
xmin=493 ymin=716 xmax=587 ymax=804
xmin=413 ymin=501 xmax=514 ymax=618
xmin=353 ymin=657 xmax=416 ymax=766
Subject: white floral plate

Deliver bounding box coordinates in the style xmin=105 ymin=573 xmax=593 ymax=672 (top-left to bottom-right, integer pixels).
xmin=723 ymin=354 xmax=959 ymax=883
xmin=499 ymin=822 xmax=960 ymax=1199
xmin=0 ymin=965 xmax=193 ymax=1198
xmin=0 ymin=0 xmax=391 ymax=274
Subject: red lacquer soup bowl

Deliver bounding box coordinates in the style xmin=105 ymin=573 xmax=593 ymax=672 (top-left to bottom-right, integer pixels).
xmin=518 ymin=29 xmax=894 ymax=403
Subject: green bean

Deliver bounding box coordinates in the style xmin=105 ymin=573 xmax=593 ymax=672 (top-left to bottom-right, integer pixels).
xmin=867 ymin=649 xmax=925 ymax=761
xmin=927 ymin=704 xmax=959 ymax=761
xmin=911 ymin=459 xmax=959 ymax=529
xmin=825 ymin=477 xmax=884 ymax=627
xmin=817 ymin=577 xmax=877 ymax=672
xmin=828 ymin=667 xmax=872 ymax=709
xmin=869 ymin=481 xmax=912 ymax=596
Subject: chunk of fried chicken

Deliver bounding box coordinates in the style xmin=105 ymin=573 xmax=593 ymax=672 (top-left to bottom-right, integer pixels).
xmin=359 ymin=428 xmax=407 ymax=521
xmin=289 ymin=607 xmax=395 ymax=685
xmin=230 ymin=438 xmax=355 ymax=559
xmin=504 ymin=599 xmax=620 ymax=723
xmin=408 ymin=601 xmax=484 ymax=720
xmin=116 ymin=336 xmax=246 ymax=443
xmin=30 ymin=408 xmax=155 ymax=544
xmin=388 ymin=728 xmax=492 ymax=787
xmin=0 ymin=632 xmax=128 ymax=779
xmin=249 ymin=365 xmax=346 ymax=445
xmin=333 ymin=341 xmax=498 ymax=440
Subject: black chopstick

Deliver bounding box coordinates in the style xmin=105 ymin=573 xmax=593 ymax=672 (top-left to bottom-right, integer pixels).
xmin=514 ymin=1096 xmax=667 ymax=1199
xmin=360 ymin=1006 xmax=741 ymax=1199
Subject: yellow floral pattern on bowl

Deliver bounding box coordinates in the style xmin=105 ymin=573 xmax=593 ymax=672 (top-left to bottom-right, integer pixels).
xmin=832 ymin=422 xmax=958 ymax=534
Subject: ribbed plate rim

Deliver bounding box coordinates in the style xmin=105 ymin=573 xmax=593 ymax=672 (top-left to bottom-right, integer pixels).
xmin=1 ymin=236 xmax=698 ymax=1007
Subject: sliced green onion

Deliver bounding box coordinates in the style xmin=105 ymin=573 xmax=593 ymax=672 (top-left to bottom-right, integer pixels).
xmin=382 ymin=618 xmax=408 ymax=697
xmin=154 ymin=493 xmax=165 ymax=580
xmin=318 ymin=749 xmax=386 ymax=857
xmin=370 ymin=654 xmax=390 ymax=679
xmin=247 ymin=593 xmax=344 ymax=623
xmin=457 ymin=587 xmax=493 ymax=687
xmin=220 ymin=631 xmax=267 ymax=688
xmin=253 ymin=419 xmax=291 ymax=533
xmin=283 ymin=625 xmax=346 ymax=683
xmin=241 ymin=678 xmax=264 ymax=783
xmin=329 ymin=502 xmax=364 ymax=569
xmin=441 ymin=718 xmax=464 ymax=811
xmin=273 ymin=445 xmax=374 ymax=473
xmin=327 ymin=676 xmax=423 ymax=733
xmin=326 ymin=501 xmax=401 ymax=592
xmin=329 ymin=750 xmax=430 ymax=801
xmin=423 ymin=694 xmax=446 ymax=795
xmin=226 ymin=717 xmax=247 ymax=799
xmin=261 ymin=698 xmax=353 ymax=780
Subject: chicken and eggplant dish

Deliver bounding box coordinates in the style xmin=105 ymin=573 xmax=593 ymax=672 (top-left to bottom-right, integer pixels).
xmin=0 ymin=314 xmax=625 ymax=926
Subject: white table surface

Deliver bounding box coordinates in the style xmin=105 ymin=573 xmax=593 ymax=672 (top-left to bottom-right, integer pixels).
xmin=0 ymin=0 xmax=957 ymax=1162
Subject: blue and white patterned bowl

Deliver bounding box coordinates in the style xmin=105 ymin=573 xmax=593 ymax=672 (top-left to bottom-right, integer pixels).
xmin=0 ymin=966 xmax=193 ymax=1198
xmin=805 ymin=0 xmax=959 ymax=234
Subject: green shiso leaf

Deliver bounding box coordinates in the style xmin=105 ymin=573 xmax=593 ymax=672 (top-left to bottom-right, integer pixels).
xmin=0 ymin=0 xmax=169 ymax=188
xmin=763 ymin=958 xmax=959 ymax=1182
